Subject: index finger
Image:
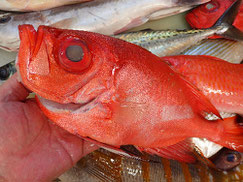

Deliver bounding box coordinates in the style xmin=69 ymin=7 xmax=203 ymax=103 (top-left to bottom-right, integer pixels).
xmin=0 ymin=73 xmax=30 ymax=102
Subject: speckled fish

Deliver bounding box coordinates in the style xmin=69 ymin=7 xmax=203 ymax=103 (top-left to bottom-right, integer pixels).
xmin=0 ymin=0 xmax=92 ymax=12
xmin=58 ymin=148 xmax=243 ymax=182
xmin=0 ymin=0 xmax=210 ymax=52
xmin=114 ymin=0 xmax=243 ymax=57
xmin=163 ymin=55 xmax=243 ymax=115
xmin=17 ymin=25 xmax=243 ymax=163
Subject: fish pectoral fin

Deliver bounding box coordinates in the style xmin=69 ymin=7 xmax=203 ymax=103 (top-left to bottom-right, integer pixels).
xmin=79 ymin=136 xmax=142 ymax=159
xmin=137 ymin=139 xmax=196 ymax=163
xmin=178 ymin=74 xmax=222 ymax=120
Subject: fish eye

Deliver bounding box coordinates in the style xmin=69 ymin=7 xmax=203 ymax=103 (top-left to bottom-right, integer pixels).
xmin=0 ymin=64 xmax=11 ymax=80
xmin=58 ymin=37 xmax=92 ymax=73
xmin=211 ymin=148 xmax=242 ymax=171
xmin=0 ymin=15 xmax=11 ymax=24
xmin=65 ymin=45 xmax=84 ymax=62
xmin=201 ymin=2 xmax=219 ymax=13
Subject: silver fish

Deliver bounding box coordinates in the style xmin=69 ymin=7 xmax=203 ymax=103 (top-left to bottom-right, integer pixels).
xmin=182 ymin=39 xmax=243 ymax=64
xmin=0 ymin=0 xmax=210 ymax=52
xmin=0 ymin=0 xmax=92 ymax=12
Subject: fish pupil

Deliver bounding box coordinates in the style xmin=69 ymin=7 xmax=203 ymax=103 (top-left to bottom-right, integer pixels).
xmin=226 ymin=153 xmax=237 ymax=162
xmin=65 ymin=45 xmax=84 ymax=62
xmin=206 ymin=3 xmax=215 ymax=10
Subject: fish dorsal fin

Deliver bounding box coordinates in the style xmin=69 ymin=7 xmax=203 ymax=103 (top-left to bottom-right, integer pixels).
xmin=177 ymin=73 xmax=222 ymax=120
xmin=137 ymin=139 xmax=196 ymax=163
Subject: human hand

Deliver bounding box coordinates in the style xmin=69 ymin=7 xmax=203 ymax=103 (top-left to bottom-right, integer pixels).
xmin=0 ymin=74 xmax=98 ymax=182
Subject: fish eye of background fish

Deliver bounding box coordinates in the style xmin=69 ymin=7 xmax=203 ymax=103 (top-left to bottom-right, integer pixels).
xmin=0 ymin=14 xmax=11 ymax=24
xmin=210 ymin=148 xmax=243 ymax=171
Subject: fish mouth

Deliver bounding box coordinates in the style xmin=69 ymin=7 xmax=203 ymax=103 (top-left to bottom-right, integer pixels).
xmin=37 ymin=95 xmax=98 ymax=113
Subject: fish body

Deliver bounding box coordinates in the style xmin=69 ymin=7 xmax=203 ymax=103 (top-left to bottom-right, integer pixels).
xmin=17 ymin=25 xmax=243 ymax=160
xmin=0 ymin=0 xmax=92 ymax=12
xmin=0 ymin=0 xmax=210 ymax=52
xmin=114 ymin=28 xmax=226 ymax=57
xmin=59 ymin=148 xmax=243 ymax=182
xmin=182 ymin=39 xmax=243 ymax=64
xmin=163 ymin=55 xmax=243 ymax=115
xmin=186 ymin=0 xmax=243 ymax=31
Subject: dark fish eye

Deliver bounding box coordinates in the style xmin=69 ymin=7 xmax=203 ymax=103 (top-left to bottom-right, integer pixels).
xmin=226 ymin=153 xmax=237 ymax=162
xmin=65 ymin=45 xmax=84 ymax=62
xmin=0 ymin=65 xmax=11 ymax=80
xmin=211 ymin=148 xmax=242 ymax=171
xmin=0 ymin=15 xmax=11 ymax=24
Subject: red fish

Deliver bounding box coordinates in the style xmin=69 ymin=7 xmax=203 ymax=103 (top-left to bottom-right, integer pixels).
xmin=186 ymin=0 xmax=243 ymax=39
xmin=17 ymin=25 xmax=243 ymax=162
xmin=163 ymin=55 xmax=243 ymax=115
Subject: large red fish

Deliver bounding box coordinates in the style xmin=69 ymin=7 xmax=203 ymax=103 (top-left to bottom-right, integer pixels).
xmin=17 ymin=25 xmax=243 ymax=162
xmin=163 ymin=55 xmax=243 ymax=115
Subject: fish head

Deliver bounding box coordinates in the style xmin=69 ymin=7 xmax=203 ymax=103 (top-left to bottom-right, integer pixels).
xmin=17 ymin=25 xmax=119 ymax=105
xmin=186 ymin=0 xmax=235 ymax=29
xmin=0 ymin=12 xmax=20 ymax=51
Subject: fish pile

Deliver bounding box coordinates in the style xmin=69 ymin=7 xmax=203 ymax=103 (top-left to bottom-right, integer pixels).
xmin=0 ymin=0 xmax=243 ymax=181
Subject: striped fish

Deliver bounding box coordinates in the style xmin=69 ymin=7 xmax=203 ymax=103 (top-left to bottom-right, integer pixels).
xmin=58 ymin=149 xmax=243 ymax=182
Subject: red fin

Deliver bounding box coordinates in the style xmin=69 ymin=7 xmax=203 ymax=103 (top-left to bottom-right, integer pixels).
xmin=178 ymin=74 xmax=222 ymax=120
xmin=218 ymin=115 xmax=243 ymax=152
xmin=137 ymin=140 xmax=196 ymax=163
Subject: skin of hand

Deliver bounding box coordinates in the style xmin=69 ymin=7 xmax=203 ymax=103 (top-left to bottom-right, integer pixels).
xmin=0 ymin=74 xmax=98 ymax=182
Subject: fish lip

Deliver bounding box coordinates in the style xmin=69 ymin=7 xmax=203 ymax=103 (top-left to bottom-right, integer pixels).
xmin=37 ymin=95 xmax=98 ymax=113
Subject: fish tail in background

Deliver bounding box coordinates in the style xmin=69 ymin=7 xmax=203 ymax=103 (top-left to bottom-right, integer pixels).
xmin=211 ymin=115 xmax=243 ymax=152
xmin=213 ymin=0 xmax=243 ymax=41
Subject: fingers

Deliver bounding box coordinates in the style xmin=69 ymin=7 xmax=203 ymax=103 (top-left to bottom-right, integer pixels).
xmin=0 ymin=73 xmax=30 ymax=102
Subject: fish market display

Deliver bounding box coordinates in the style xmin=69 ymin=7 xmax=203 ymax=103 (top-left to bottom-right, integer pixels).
xmin=163 ymin=55 xmax=243 ymax=115
xmin=0 ymin=0 xmax=92 ymax=12
xmin=58 ymin=148 xmax=243 ymax=182
xmin=114 ymin=0 xmax=243 ymax=57
xmin=186 ymin=0 xmax=243 ymax=31
xmin=0 ymin=0 xmax=210 ymax=52
xmin=17 ymin=25 xmax=243 ymax=164
xmin=182 ymin=39 xmax=243 ymax=64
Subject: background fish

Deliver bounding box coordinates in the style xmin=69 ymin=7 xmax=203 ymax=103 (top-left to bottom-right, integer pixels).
xmin=58 ymin=148 xmax=243 ymax=182
xmin=186 ymin=0 xmax=243 ymax=31
xmin=114 ymin=0 xmax=243 ymax=57
xmin=0 ymin=0 xmax=210 ymax=52
xmin=182 ymin=39 xmax=243 ymax=64
xmin=0 ymin=0 xmax=92 ymax=12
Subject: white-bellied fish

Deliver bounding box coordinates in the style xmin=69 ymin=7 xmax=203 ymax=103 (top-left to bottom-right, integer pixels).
xmin=0 ymin=0 xmax=92 ymax=12
xmin=0 ymin=0 xmax=210 ymax=52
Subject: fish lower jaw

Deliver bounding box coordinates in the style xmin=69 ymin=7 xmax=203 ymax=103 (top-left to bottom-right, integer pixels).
xmin=37 ymin=95 xmax=97 ymax=113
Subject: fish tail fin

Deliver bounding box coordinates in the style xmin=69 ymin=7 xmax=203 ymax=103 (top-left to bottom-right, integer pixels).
xmin=212 ymin=0 xmax=243 ymax=41
xmin=217 ymin=115 xmax=243 ymax=152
